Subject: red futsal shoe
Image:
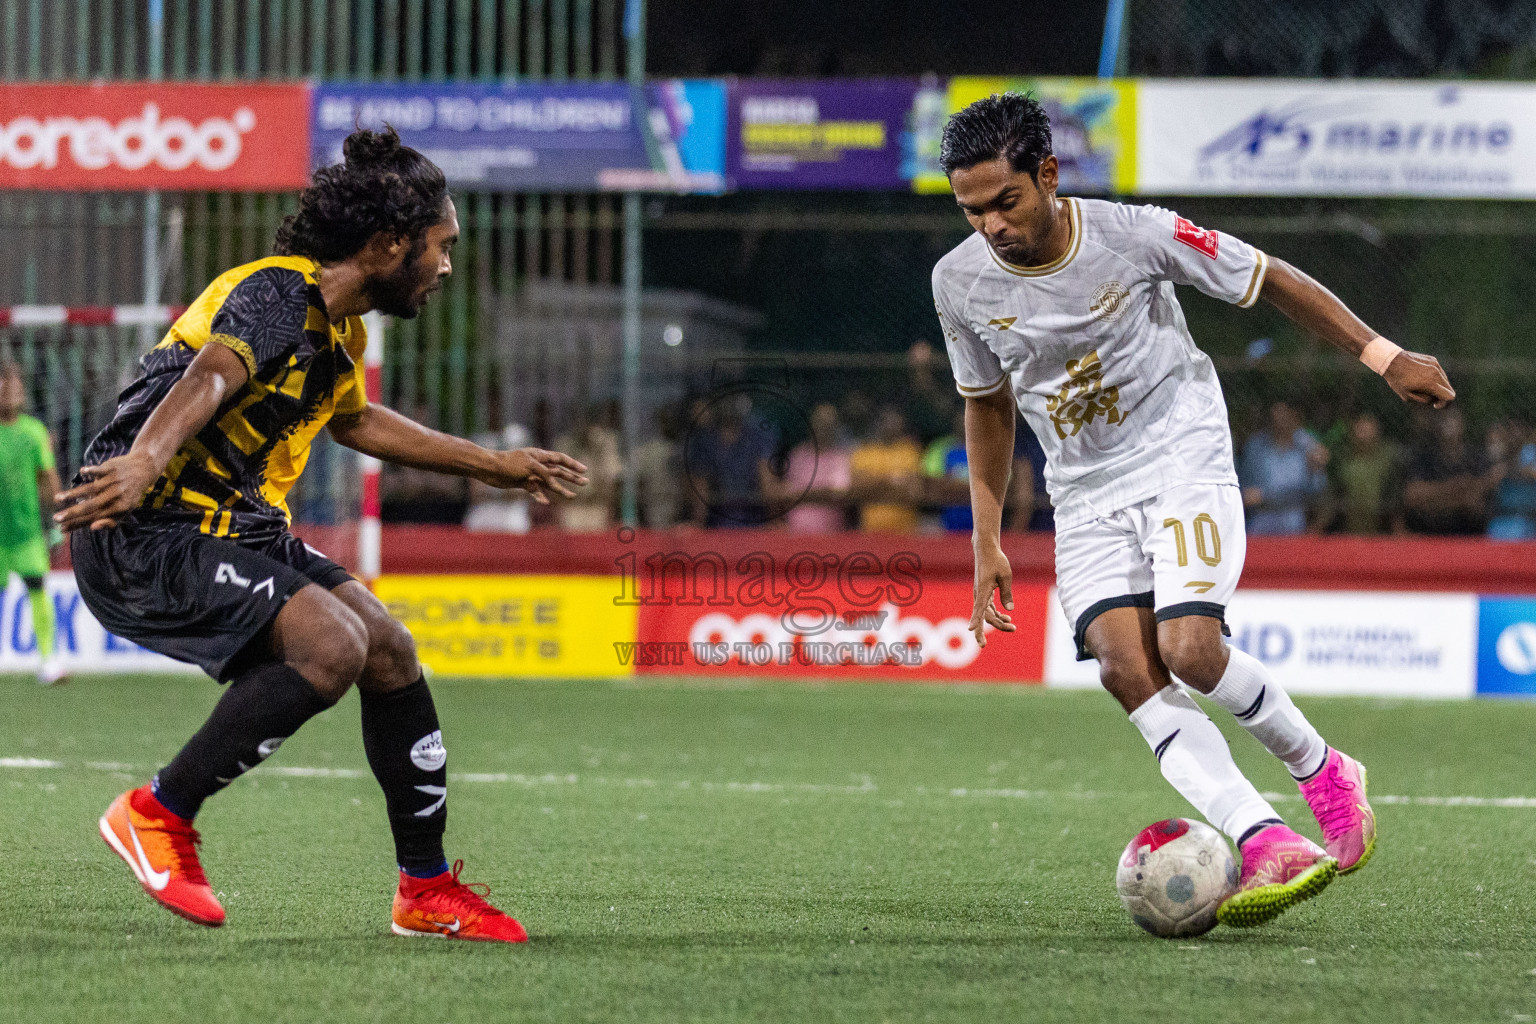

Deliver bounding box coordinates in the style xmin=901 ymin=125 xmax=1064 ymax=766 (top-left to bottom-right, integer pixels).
xmin=391 ymin=860 xmax=529 ymax=943
xmin=99 ymin=786 xmax=225 ymax=927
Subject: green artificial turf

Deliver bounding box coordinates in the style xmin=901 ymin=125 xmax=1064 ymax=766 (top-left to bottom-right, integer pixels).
xmin=3 ymin=674 xmax=1535 ymax=1024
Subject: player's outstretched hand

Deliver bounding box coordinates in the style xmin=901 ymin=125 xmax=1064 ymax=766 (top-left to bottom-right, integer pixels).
xmin=54 ymin=452 xmax=161 ymax=532
xmin=970 ymin=543 xmax=1016 ymax=647
xmin=1384 ymin=350 xmax=1455 ymax=409
xmin=479 ymin=447 xmax=590 ymax=504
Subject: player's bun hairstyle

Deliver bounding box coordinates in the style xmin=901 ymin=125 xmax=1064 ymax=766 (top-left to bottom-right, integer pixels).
xmin=939 ymin=92 xmax=1054 ymax=179
xmin=273 ymin=126 xmax=448 ymax=263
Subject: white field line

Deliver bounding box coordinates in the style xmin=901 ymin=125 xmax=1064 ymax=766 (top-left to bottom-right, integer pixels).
xmin=4 ymin=756 xmax=1536 ymax=808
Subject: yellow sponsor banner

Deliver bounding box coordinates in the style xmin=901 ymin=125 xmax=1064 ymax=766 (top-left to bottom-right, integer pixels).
xmin=913 ymin=77 xmax=1138 ymax=195
xmin=375 ymin=574 xmax=637 ymax=678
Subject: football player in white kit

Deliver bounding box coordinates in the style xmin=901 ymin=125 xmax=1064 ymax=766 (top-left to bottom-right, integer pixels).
xmin=936 ymin=94 xmax=1455 ymax=927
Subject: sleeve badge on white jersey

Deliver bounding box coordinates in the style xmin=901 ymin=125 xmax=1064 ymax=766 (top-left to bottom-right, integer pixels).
xmin=1173 ymin=216 xmax=1220 ymax=259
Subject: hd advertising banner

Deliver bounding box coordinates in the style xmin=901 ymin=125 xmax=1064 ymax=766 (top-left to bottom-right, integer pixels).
xmin=911 ymin=77 xmax=1138 ymax=195
xmin=1137 ymin=80 xmax=1536 ymax=198
xmin=313 ymin=80 xmax=726 ymax=193
xmin=727 ymin=79 xmax=938 ymax=190
xmin=1044 ymin=589 xmax=1478 ymax=698
xmin=0 ymin=83 xmax=310 ymax=191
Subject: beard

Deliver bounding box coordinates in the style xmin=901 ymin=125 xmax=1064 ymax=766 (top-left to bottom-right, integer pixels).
xmin=366 ymin=236 xmax=432 ymax=318
xmin=993 ymin=234 xmax=1046 ymax=266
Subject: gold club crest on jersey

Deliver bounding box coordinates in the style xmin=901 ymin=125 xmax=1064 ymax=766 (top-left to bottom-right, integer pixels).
xmin=1045 ymin=349 xmax=1123 ymax=439
xmin=1090 ymin=281 xmax=1130 ymax=323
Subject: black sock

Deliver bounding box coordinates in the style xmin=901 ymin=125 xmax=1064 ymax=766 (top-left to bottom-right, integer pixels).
xmin=153 ymin=662 xmax=333 ymax=820
xmin=1237 ymin=818 xmax=1286 ymax=848
xmin=360 ymin=675 xmax=448 ymax=877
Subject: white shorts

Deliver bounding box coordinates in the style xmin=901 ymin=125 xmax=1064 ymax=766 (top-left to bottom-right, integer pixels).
xmin=1054 ymin=483 xmax=1247 ymax=660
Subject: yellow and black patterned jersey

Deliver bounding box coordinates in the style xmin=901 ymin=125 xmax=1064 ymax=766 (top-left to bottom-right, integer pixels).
xmin=81 ymin=255 xmax=368 ymax=540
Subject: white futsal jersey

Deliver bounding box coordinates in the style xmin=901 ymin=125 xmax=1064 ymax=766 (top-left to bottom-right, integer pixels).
xmin=934 ymin=197 xmax=1269 ymax=531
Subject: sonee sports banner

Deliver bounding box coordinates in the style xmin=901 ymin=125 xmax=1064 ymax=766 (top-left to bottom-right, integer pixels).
xmin=0 ymin=83 xmax=310 ymax=191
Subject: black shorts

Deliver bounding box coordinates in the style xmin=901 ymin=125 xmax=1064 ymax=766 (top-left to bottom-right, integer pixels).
xmin=71 ymin=520 xmax=355 ymax=681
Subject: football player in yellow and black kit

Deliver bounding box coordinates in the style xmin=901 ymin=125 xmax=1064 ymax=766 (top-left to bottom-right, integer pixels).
xmin=61 ymin=128 xmax=588 ymax=941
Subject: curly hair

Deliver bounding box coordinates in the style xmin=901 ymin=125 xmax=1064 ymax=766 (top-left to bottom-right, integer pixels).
xmin=273 ymin=126 xmax=448 ymax=262
xmin=939 ymin=92 xmax=1053 ymax=179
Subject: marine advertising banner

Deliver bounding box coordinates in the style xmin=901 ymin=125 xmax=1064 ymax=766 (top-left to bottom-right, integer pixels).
xmin=1136 ymin=79 xmax=1536 ymax=198
xmin=911 ymin=77 xmax=1138 ymax=195
xmin=0 ymin=572 xmax=195 ymax=675
xmin=312 ymin=80 xmax=726 ymax=193
xmin=0 ymin=83 xmax=310 ymax=191
xmin=727 ymin=78 xmax=939 ymax=190
xmin=1044 ymin=589 xmax=1478 ymax=698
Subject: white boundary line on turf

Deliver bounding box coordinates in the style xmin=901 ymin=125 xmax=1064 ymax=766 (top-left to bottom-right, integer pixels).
xmin=5 ymin=756 xmax=1536 ymax=808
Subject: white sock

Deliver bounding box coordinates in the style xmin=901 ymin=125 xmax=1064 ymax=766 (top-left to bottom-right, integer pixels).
xmin=1129 ymin=686 xmax=1282 ymax=844
xmin=1208 ymin=647 xmax=1328 ymax=780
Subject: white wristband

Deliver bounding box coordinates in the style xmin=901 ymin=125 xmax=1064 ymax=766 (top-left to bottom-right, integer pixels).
xmin=1359 ymin=336 xmax=1403 ymax=376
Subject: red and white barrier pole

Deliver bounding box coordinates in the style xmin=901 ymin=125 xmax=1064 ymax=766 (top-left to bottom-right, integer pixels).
xmin=0 ymin=304 xmax=185 ymax=327
xmin=358 ymin=311 xmax=385 ymax=583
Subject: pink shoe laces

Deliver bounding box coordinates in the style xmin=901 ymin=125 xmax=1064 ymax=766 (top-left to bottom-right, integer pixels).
xmin=1302 ymin=760 xmax=1358 ymax=842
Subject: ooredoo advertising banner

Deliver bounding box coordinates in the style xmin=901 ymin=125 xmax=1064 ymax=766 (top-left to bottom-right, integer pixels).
xmin=313 ymin=81 xmax=726 ymax=193
xmin=1136 ymin=80 xmax=1536 ymax=198
xmin=1044 ymin=589 xmax=1478 ymax=698
xmin=727 ymin=79 xmax=935 ymax=191
xmin=0 ymin=83 xmax=310 ymax=191
xmin=634 ymin=578 xmax=1049 ymax=681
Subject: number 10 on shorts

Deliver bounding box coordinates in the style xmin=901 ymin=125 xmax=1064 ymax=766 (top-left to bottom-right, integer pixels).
xmin=1162 ymin=514 xmax=1222 ymax=567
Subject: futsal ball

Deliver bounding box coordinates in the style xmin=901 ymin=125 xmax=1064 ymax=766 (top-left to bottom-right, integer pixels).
xmin=1115 ymin=818 xmax=1238 ymax=938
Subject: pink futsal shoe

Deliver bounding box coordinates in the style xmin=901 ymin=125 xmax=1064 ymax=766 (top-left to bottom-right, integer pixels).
xmin=1298 ymin=748 xmax=1377 ymax=874
xmin=1216 ymin=824 xmax=1337 ymax=928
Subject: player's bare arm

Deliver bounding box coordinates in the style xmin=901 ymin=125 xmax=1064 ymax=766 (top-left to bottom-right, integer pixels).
xmin=55 ymin=342 xmax=249 ymax=532
xmin=328 ymin=403 xmax=589 ymax=505
xmin=965 ymin=386 xmax=1016 ymax=646
xmin=1260 ymin=257 xmax=1455 ymax=408
xmin=36 ymin=442 xmax=60 ymax=535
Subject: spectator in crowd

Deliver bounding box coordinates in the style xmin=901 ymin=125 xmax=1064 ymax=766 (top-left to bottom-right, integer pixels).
xmin=553 ymin=406 xmax=623 ymax=532
xmin=776 ymin=401 xmax=852 ymax=532
xmin=923 ymin=408 xmax=972 ymax=532
xmin=850 ymin=406 xmax=923 ymax=533
xmin=1485 ymin=418 xmax=1536 ymax=541
xmin=1240 ymin=401 xmax=1328 ymax=535
xmin=903 ymin=339 xmax=960 ymax=443
xmin=381 ymin=403 xmax=468 ymax=523
xmin=1327 ymin=412 xmax=1405 ymax=535
xmin=687 ymin=393 xmax=778 ymax=527
xmin=1009 ymin=416 xmax=1052 ymax=532
xmin=1403 ymin=407 xmax=1491 ymax=535
xmin=463 ymin=390 xmax=532 ymax=534
xmin=839 ymin=389 xmax=875 ymax=445
xmin=634 ymin=403 xmax=686 ymax=530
